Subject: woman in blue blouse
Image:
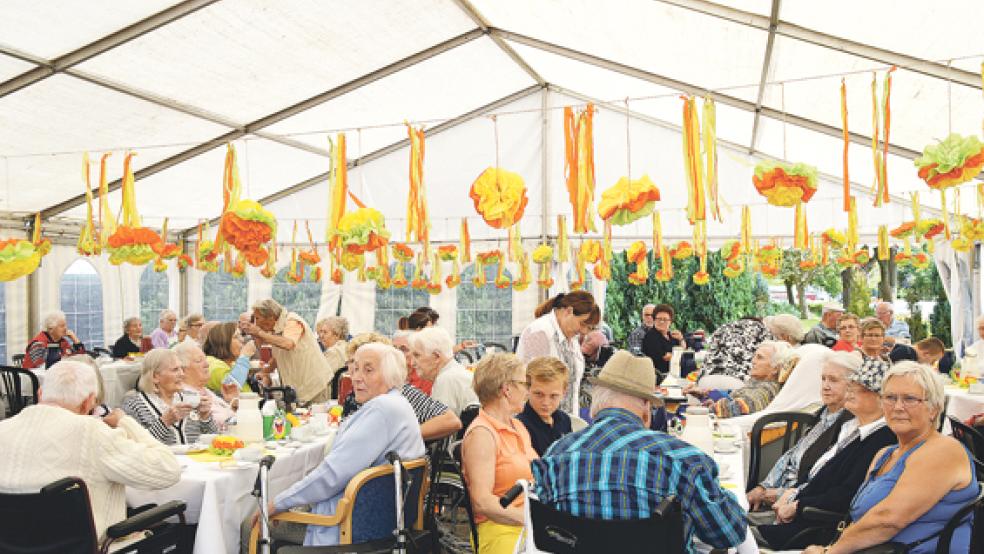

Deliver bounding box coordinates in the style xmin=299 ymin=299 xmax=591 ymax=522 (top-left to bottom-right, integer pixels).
xmin=804 ymin=361 xmax=979 ymax=554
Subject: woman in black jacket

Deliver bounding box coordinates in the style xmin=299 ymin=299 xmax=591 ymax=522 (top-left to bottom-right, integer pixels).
xmin=754 ymin=358 xmax=896 ymax=550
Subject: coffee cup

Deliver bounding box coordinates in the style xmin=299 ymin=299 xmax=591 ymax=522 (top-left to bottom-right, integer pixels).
xmin=174 ymin=391 xmax=200 ymax=409
xmin=234 ymin=445 xmax=263 ymax=462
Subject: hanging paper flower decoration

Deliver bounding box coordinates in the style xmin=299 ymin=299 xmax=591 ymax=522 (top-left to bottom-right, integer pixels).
xmin=914 ymin=134 xmax=984 ymax=190
xmin=821 ymin=229 xmax=847 ymax=248
xmin=799 ymin=259 xmax=818 ymax=270
xmin=437 ymin=244 xmax=458 ymax=262
xmin=153 ymin=259 xmax=168 ymax=273
xmin=959 ymin=216 xmax=984 ymax=242
xmin=532 ymin=244 xmax=554 ymax=288
xmin=221 ymin=199 xmax=276 ymax=267
xmin=890 ymin=222 xmax=917 ymax=239
xmin=477 ymin=251 xmax=501 ymax=266
xmin=335 ymin=207 xmax=390 ymax=255
xmin=0 ymin=216 xmax=51 ymax=282
xmin=598 ymin=175 xmax=661 ymax=225
xmin=513 ymin=253 xmax=532 ymax=291
xmin=752 ymin=161 xmax=818 ymax=207
xmin=911 ymin=252 xmax=930 ymax=269
xmin=340 ymin=251 xmax=362 ymax=272
xmin=723 ymin=259 xmax=744 ymax=279
xmin=469 ymin=168 xmax=529 ymax=229
xmin=177 ymin=253 xmax=193 ymax=270
xmin=718 ymin=240 xmax=741 ymax=261
xmin=229 ymin=256 xmax=247 ymax=279
xmin=626 ymin=241 xmax=648 ymax=285
xmin=669 ymin=241 xmax=693 ymax=260
xmin=107 ymin=226 xmax=162 ymax=266
xmin=692 ymin=271 xmax=710 ymax=285
xmin=952 ymin=236 xmax=974 ymax=253
xmin=916 ymin=218 xmax=945 ymax=240
xmin=392 ymin=243 xmax=414 ymax=262
xmin=580 ymin=240 xmax=601 ymax=264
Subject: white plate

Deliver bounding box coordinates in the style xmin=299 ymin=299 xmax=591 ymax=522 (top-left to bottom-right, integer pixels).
xmin=714 ymin=444 xmax=739 ymax=454
xmin=169 ymin=444 xmax=192 ymax=455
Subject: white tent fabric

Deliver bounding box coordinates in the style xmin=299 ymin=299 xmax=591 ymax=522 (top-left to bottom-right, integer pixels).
xmin=0 ymin=0 xmax=982 ymax=358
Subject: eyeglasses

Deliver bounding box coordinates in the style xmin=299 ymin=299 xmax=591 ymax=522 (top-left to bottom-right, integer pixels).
xmin=862 ymin=333 xmax=885 ymax=338
xmin=654 ymin=317 xmax=672 ymax=322
xmin=510 ymin=380 xmax=529 ymax=390
xmin=881 ymin=394 xmax=926 ymax=408
xmin=643 ymin=312 xmax=655 ymax=317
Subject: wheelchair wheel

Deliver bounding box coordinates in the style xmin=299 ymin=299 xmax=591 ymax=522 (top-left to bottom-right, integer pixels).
xmin=430 ymin=472 xmax=474 ymax=554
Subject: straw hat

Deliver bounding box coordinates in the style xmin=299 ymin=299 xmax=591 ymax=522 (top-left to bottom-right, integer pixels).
xmin=588 ymin=350 xmax=661 ymax=403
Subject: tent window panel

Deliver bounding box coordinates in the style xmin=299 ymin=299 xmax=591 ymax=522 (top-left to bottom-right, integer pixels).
xmin=272 ymin=266 xmax=321 ymax=329
xmin=203 ymin=270 xmax=247 ymax=323
xmin=139 ymin=266 xmax=169 ymax=331
xmin=374 ymin=263 xmax=428 ymax=337
xmin=457 ymin=264 xmax=512 ymax=347
xmin=60 ymin=259 xmax=104 ymax=349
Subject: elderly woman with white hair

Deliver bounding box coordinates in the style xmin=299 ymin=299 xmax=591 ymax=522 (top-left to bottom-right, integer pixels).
xmin=691 ymin=340 xmax=794 ymax=418
xmin=315 ymin=316 xmax=349 ymax=380
xmin=255 ymin=343 xmax=425 ymax=547
xmin=764 ymin=313 xmax=805 ymax=346
xmin=22 ymin=310 xmax=86 ymax=369
xmin=410 ymin=326 xmax=479 ymax=416
xmin=242 ymin=298 xmax=333 ymax=404
xmin=174 ymin=340 xmax=237 ymax=427
xmin=150 ymin=309 xmax=178 ymax=349
xmin=111 ymin=317 xmax=144 ymax=359
xmin=0 ymin=360 xmax=180 ymax=542
xmin=121 ymin=348 xmax=216 ymax=445
xmin=747 ymin=350 xmax=860 ymax=513
xmin=803 ymin=361 xmax=980 ymax=554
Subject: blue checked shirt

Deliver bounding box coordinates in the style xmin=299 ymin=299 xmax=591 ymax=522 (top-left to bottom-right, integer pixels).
xmin=531 ymin=408 xmax=747 ymax=552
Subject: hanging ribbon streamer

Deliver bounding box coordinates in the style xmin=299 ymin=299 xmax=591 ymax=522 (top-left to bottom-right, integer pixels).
xmin=327 ymin=134 xmax=348 ymax=249
xmin=405 ymin=124 xmax=429 ymax=255
xmin=427 ymin=251 xmax=442 ymax=295
xmin=513 ymin=252 xmax=532 ymax=291
xmin=942 ymin=190 xmax=952 ymax=240
xmin=595 ymin=220 xmax=612 ymax=281
xmin=681 ymin=96 xmax=706 ymax=223
xmin=532 ymin=244 xmax=554 ymax=288
xmin=77 ymin=153 xmax=99 ymax=256
xmin=693 ymin=220 xmax=709 ymax=285
xmin=439 ymin=245 xmax=460 ymax=289
xmin=459 ymin=219 xmax=471 ymax=263
xmin=557 ymin=215 xmax=569 ymax=262
xmin=508 ymin=224 xmax=523 ymax=262
xmin=794 ymin=202 xmax=809 ymax=250
xmin=878 ymin=225 xmax=889 ymax=260
xmin=741 ymin=206 xmax=752 ymax=254
xmin=703 ymin=96 xmax=721 ymax=222
xmin=98 ymin=153 xmax=115 ymax=247
xmin=840 ymin=79 xmax=851 ymax=212
xmin=652 ymin=212 xmax=662 ymax=254
xmin=627 ymin=241 xmax=648 ymax=285
xmin=847 ymin=197 xmax=859 ymax=254
xmin=563 ymin=104 xmax=597 ymax=233
xmin=871 ymin=67 xmax=897 ymax=207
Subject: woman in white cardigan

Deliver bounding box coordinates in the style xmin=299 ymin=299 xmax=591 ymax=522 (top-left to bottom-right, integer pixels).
xmin=0 ymin=360 xmax=181 ymax=541
xmin=516 ymin=291 xmax=600 ymax=414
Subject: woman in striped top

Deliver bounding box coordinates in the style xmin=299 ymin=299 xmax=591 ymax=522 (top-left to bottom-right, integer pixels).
xmin=121 ymin=348 xmax=217 ymax=445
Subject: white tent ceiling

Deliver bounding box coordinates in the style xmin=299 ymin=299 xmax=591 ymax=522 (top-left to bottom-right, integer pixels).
xmin=0 ymin=0 xmax=981 ymax=246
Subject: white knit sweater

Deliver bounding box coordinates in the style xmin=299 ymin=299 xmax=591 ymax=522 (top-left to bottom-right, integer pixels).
xmin=0 ymin=404 xmax=182 ymax=541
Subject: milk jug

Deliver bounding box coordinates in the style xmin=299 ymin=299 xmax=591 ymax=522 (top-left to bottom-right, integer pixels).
xmin=236 ymin=393 xmax=264 ymax=444
xmin=680 ymin=406 xmax=715 ymax=456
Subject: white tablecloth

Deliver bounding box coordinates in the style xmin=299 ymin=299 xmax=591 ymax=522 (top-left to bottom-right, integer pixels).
xmin=713 ymin=442 xmax=759 ymax=554
xmin=127 ymin=432 xmax=335 ymax=554
xmin=99 ymin=360 xmax=142 ymax=408
xmin=946 ymin=387 xmax=984 ymax=422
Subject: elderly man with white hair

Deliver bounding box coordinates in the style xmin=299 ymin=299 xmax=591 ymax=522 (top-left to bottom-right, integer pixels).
xmin=410 ymin=326 xmax=479 ymax=416
xmin=875 ymin=301 xmax=910 ymax=342
xmin=0 ymin=360 xmax=180 ymax=541
xmin=965 ymin=315 xmax=984 ymax=361
xmin=23 ymin=310 xmax=86 ymax=369
xmin=150 ymin=309 xmax=178 ymax=349
xmin=253 ymin=343 xmax=425 ymax=547
xmin=242 ymin=299 xmax=333 ymax=404
xmin=803 ymin=303 xmax=844 ymax=346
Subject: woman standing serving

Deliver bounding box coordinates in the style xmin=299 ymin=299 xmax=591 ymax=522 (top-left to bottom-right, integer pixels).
xmin=516 ymin=291 xmax=599 ymax=414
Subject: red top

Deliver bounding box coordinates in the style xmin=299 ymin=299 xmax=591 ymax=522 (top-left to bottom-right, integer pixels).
xmin=832 ymin=340 xmax=858 ymax=353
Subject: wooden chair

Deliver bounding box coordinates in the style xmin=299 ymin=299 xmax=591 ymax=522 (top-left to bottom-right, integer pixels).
xmin=249 ymin=458 xmax=429 ymax=553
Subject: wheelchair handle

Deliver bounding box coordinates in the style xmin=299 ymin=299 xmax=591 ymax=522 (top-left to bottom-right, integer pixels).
xmin=386 ymin=451 xmax=401 ymax=464
xmin=500 ymin=483 xmax=523 ymax=507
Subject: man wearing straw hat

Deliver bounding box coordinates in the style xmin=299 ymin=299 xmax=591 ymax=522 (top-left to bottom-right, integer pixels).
xmin=531 ymin=351 xmax=746 ymax=552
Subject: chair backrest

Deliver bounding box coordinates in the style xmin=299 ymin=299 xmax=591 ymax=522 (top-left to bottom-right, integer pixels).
xmin=0 ymin=477 xmax=98 ymax=554
xmin=456 ymin=404 xmax=481 ymax=439
xmin=747 ymin=410 xmax=818 ymax=491
xmin=12 ymin=354 xmax=25 ymax=368
xmin=340 ymin=458 xmax=428 ymax=545
xmin=451 ymin=441 xmax=481 ymax=551
xmin=528 ymin=495 xmax=684 ymax=553
xmin=336 ymin=374 xmax=353 ymax=403
xmin=0 ymin=366 xmax=40 ymax=418
xmin=950 ymin=417 xmax=984 ymax=478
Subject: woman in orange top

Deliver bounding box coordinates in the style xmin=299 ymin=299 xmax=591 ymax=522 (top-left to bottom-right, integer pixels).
xmin=462 ymin=352 xmax=538 ymax=554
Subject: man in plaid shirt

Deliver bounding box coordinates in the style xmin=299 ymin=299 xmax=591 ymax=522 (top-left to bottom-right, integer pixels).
xmin=532 ymin=351 xmax=746 ymax=552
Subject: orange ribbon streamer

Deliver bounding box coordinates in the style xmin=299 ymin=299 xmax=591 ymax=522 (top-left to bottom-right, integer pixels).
xmin=564 ymin=105 xmax=596 ymax=233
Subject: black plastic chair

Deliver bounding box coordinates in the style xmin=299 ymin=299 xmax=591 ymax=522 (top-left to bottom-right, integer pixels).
xmin=456 ymin=404 xmax=481 ymax=440
xmin=454 ymin=350 xmax=474 ymax=365
xmin=0 ymin=477 xmax=187 ymax=554
xmin=0 ymin=366 xmax=40 ymax=418
xmin=949 ymin=417 xmax=984 ymax=479
xmin=934 ymin=486 xmax=984 ymax=554
xmin=747 ymin=411 xmax=819 ymax=491
xmin=449 ymin=441 xmax=480 ymax=553
xmin=504 ymin=480 xmax=684 ymax=554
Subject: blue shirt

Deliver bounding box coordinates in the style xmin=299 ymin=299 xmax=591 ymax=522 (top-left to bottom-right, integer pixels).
xmin=884 ymin=319 xmax=911 ymax=340
xmin=531 ymin=408 xmax=746 ymax=552
xmin=274 ymin=389 xmax=425 ymax=546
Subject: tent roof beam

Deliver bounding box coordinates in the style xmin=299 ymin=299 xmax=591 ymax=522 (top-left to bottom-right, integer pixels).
xmin=653 ymin=0 xmax=980 ymax=89
xmin=0 ymin=0 xmax=221 ymax=99
xmin=184 ymin=83 xmax=546 ymax=237
xmin=34 ymin=29 xmax=485 ymax=222
xmin=450 ymin=0 xmax=545 ymax=86
xmin=748 ymin=0 xmax=781 ymax=154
